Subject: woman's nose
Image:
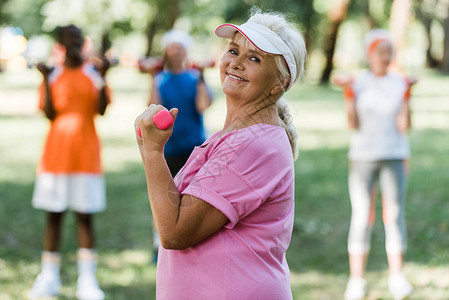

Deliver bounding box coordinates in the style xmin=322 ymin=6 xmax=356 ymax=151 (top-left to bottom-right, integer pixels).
xmin=229 ymin=56 xmax=244 ymax=70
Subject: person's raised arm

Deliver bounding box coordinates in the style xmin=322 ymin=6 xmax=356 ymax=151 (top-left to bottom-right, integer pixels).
xmin=345 ymin=96 xmax=359 ymax=129
xmin=396 ymin=78 xmax=414 ymax=133
xmin=135 ymin=105 xmax=228 ymax=250
xmin=343 ymin=84 xmax=359 ymax=129
xmin=334 ymin=74 xmax=359 ymax=129
xmin=97 ymin=57 xmax=110 ymax=116
xmin=138 ymin=57 xmax=163 ymax=106
xmin=148 ymin=76 xmax=161 ymax=106
xmin=37 ymin=63 xmax=56 ymax=121
xmin=195 ymin=78 xmax=212 ymax=113
xmin=396 ymin=102 xmax=411 ymax=133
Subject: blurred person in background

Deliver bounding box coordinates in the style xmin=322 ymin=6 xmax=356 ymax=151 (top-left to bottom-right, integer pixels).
xmin=138 ymin=29 xmax=213 ymax=263
xmin=335 ymin=29 xmax=415 ymax=300
xmin=28 ymin=25 xmax=111 ymax=300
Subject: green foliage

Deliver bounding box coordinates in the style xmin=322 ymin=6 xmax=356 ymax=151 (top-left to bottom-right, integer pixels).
xmin=1 ymin=0 xmax=47 ymax=37
xmin=178 ymin=0 xmax=226 ymax=36
xmin=37 ymin=0 xmax=153 ymax=45
xmin=348 ymin=0 xmax=393 ymax=28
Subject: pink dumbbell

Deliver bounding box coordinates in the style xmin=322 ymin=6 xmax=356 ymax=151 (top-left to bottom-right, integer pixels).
xmin=137 ymin=110 xmax=174 ymax=137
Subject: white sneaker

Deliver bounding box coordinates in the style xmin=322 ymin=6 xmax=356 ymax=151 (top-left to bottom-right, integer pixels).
xmin=76 ymin=275 xmax=105 ymax=300
xmin=28 ymin=271 xmax=61 ymax=299
xmin=388 ymin=273 xmax=413 ymax=300
xmin=344 ymin=277 xmax=367 ymax=300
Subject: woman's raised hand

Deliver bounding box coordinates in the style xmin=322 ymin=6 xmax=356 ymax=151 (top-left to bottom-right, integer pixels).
xmin=333 ymin=73 xmax=354 ymax=87
xmin=135 ymin=105 xmax=178 ymax=154
xmin=36 ymin=63 xmax=53 ymax=79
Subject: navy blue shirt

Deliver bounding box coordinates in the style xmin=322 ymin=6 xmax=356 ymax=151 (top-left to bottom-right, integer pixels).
xmin=154 ymin=69 xmax=206 ymax=156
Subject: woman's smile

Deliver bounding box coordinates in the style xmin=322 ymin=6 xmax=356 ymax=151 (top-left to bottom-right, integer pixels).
xmin=226 ymin=72 xmax=248 ymax=82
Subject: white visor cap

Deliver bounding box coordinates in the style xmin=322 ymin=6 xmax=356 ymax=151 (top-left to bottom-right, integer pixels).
xmin=162 ymin=30 xmax=193 ymax=50
xmin=215 ymin=22 xmax=297 ymax=91
xmin=364 ymin=29 xmax=394 ymax=55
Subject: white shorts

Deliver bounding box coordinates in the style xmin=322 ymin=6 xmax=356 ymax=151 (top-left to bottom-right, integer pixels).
xmin=32 ymin=173 xmax=106 ymax=214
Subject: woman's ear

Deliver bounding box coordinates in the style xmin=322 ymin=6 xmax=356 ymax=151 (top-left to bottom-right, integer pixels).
xmin=270 ymin=79 xmax=288 ymax=95
xmin=271 ymin=84 xmax=283 ymax=95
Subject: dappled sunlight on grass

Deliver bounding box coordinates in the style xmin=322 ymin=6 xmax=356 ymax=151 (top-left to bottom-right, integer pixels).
xmin=297 ymin=130 xmax=350 ymax=150
xmin=0 ymin=249 xmax=156 ymax=299
xmin=290 ymin=264 xmax=449 ymax=300
xmin=100 ymin=250 xmax=156 ymax=287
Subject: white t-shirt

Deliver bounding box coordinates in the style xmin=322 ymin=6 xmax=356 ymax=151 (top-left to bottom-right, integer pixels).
xmin=348 ymin=72 xmax=410 ymax=161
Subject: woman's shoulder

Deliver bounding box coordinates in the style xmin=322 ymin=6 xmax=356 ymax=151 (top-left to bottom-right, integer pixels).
xmin=212 ymin=124 xmax=290 ymax=161
xmin=47 ymin=64 xmax=65 ymax=84
xmin=219 ymin=123 xmax=285 ymax=142
xmin=353 ymin=71 xmax=371 ymax=85
xmin=186 ymin=68 xmax=201 ymax=77
xmin=387 ymin=72 xmax=409 ymax=86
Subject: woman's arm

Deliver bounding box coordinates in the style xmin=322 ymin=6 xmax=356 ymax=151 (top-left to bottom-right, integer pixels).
xmin=334 ymin=74 xmax=358 ymax=129
xmin=396 ymin=77 xmax=414 ymax=133
xmin=346 ymin=101 xmax=359 ymax=129
xmin=396 ymin=101 xmax=411 ymax=133
xmin=97 ymin=86 xmax=109 ymax=116
xmin=135 ymin=106 xmax=228 ymax=250
xmin=195 ymin=77 xmax=212 ymax=114
xmin=139 ymin=58 xmax=163 ymax=106
xmin=37 ymin=63 xmax=56 ymax=121
xmin=97 ymin=58 xmax=110 ymax=115
xmin=148 ymin=76 xmax=161 ymax=106
xmin=344 ymin=85 xmax=359 ymax=129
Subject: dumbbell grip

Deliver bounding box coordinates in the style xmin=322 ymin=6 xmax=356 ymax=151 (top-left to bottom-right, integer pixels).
xmin=137 ymin=110 xmax=174 ymax=137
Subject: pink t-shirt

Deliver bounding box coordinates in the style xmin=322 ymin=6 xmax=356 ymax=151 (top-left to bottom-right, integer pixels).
xmin=156 ymin=124 xmax=295 ymax=300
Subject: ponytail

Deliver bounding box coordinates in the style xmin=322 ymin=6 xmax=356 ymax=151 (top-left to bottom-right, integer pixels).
xmin=276 ymin=97 xmax=298 ymax=160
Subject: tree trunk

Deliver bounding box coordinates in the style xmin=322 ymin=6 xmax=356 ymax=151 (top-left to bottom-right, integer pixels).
xmin=320 ymin=0 xmax=351 ymax=84
xmin=100 ymin=32 xmax=111 ymax=57
xmin=415 ymin=2 xmax=440 ymax=68
xmin=441 ymin=5 xmax=449 ymax=72
xmin=144 ymin=0 xmax=180 ymax=57
xmin=145 ymin=18 xmax=158 ymax=57
xmin=363 ymin=0 xmax=378 ymax=29
xmin=166 ymin=0 xmax=180 ymax=30
xmin=389 ymin=0 xmax=412 ymax=71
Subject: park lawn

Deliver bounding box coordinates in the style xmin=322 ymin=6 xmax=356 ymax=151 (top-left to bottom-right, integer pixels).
xmin=0 ymin=67 xmax=448 ymax=299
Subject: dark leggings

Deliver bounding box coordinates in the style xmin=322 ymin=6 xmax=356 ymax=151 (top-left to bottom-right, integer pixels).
xmin=44 ymin=212 xmax=94 ymax=251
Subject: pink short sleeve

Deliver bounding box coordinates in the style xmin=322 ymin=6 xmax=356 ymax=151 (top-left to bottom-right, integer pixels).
xmin=182 ymin=157 xmax=263 ymax=229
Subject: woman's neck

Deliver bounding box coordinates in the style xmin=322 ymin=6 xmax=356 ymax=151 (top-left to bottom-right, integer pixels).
xmin=223 ymin=96 xmax=280 ymax=133
xmin=166 ymin=61 xmax=186 ymax=74
xmin=64 ymin=57 xmax=83 ymax=68
xmin=371 ymin=69 xmax=388 ymax=77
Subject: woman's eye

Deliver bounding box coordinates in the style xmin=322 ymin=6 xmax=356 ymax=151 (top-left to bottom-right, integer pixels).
xmin=229 ymin=49 xmax=238 ymax=55
xmin=250 ymin=56 xmax=261 ymax=63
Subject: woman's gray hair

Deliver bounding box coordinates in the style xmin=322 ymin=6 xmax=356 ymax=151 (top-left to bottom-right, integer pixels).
xmin=247 ymin=9 xmax=307 ymax=160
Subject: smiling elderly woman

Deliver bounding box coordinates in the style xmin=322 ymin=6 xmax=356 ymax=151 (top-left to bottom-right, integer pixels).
xmin=135 ymin=10 xmax=307 ymax=300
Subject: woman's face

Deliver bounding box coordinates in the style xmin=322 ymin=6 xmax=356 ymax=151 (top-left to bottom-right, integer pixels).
xmin=165 ymin=42 xmax=187 ymax=65
xmin=368 ymin=41 xmax=392 ymax=76
xmin=220 ymin=33 xmax=281 ymax=103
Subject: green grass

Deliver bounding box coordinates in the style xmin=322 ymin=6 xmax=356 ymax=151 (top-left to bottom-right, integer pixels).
xmin=1 ymin=67 xmax=448 ymax=299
